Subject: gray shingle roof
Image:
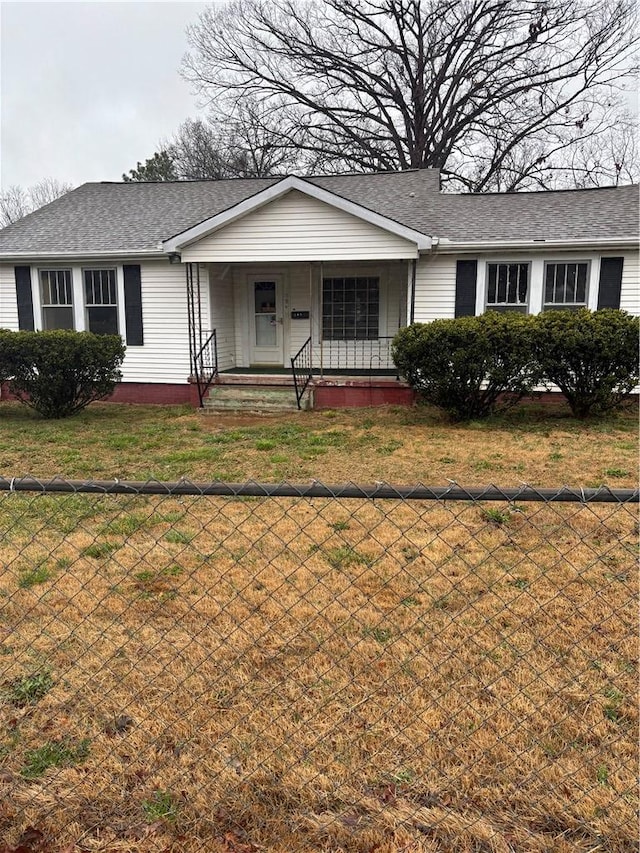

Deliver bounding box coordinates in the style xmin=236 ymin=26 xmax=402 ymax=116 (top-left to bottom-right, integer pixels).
xmin=0 ymin=170 xmax=636 ymax=256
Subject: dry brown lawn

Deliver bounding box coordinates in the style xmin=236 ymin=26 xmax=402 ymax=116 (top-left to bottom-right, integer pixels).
xmin=0 ymin=399 xmax=637 ymax=488
xmin=0 ymin=484 xmax=637 ymax=852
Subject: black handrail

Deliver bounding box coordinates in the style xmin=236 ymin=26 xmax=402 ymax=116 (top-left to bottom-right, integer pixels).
xmin=194 ymin=329 xmax=218 ymax=407
xmin=291 ymin=336 xmax=313 ymax=409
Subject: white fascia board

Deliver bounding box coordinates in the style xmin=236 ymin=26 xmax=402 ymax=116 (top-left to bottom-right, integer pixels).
xmin=432 ymin=237 xmax=639 ymax=253
xmin=162 ymin=175 xmax=431 ymax=253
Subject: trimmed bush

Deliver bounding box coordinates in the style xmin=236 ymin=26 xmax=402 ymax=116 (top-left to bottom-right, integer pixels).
xmin=392 ymin=312 xmax=539 ymax=421
xmin=6 ymin=330 xmax=125 ymax=418
xmin=533 ymin=309 xmax=639 ymax=418
xmin=0 ymin=329 xmax=18 ymax=384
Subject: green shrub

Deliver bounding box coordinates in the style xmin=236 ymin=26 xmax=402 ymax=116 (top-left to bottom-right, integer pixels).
xmin=0 ymin=328 xmax=19 ymax=384
xmin=7 ymin=330 xmax=125 ymax=419
xmin=533 ymin=309 xmax=639 ymax=418
xmin=392 ymin=313 xmax=539 ymax=421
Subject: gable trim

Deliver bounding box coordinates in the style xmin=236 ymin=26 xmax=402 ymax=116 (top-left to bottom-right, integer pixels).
xmin=162 ymin=176 xmax=431 ymax=254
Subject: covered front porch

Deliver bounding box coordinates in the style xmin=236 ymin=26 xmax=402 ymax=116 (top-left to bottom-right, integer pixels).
xmin=185 ymin=259 xmax=415 ymax=409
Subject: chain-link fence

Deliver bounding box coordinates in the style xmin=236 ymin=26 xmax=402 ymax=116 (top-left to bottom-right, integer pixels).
xmin=0 ymin=477 xmax=637 ymax=853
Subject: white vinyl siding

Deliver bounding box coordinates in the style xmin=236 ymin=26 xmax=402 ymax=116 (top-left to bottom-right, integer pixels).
xmin=0 ymin=264 xmax=20 ymax=330
xmin=119 ymin=261 xmax=206 ymax=384
xmin=620 ymin=250 xmax=639 ymax=315
xmin=413 ymin=255 xmax=457 ymax=321
xmin=181 ymin=190 xmax=418 ymax=262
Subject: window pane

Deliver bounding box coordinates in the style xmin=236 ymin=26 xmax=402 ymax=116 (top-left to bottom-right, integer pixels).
xmin=545 ymin=265 xmax=556 ymax=304
xmin=87 ymin=307 xmax=118 ymax=336
xmin=42 ymin=306 xmax=74 ymax=330
xmin=40 ymin=269 xmax=72 ymax=305
xmin=487 ymin=265 xmax=497 ymax=303
xmin=566 ymin=264 xmax=577 ymax=302
xmin=576 ymin=264 xmax=587 ymax=303
xmin=487 ymin=263 xmax=528 ymax=308
xmin=322 ymin=276 xmax=379 ymax=340
xmin=84 ymin=269 xmax=117 ymax=306
xmin=497 ymin=265 xmax=507 ymax=304
xmin=544 ymin=262 xmax=588 ymax=307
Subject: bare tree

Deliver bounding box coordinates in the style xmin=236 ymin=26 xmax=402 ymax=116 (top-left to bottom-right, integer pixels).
xmin=170 ymin=99 xmax=321 ymax=179
xmin=0 ymin=186 xmax=30 ymax=228
xmin=182 ymin=0 xmax=639 ymax=190
xmin=28 ymin=178 xmax=74 ymax=209
xmin=0 ymin=178 xmax=73 ymax=227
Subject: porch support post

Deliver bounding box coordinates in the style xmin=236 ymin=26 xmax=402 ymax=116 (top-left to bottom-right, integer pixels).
xmin=319 ymin=261 xmax=324 ymax=378
xmin=308 ymin=262 xmax=314 ymax=374
xmin=186 ymin=263 xmax=196 ymax=380
xmin=408 ymin=258 xmax=417 ymax=325
xmin=196 ymin=262 xmax=203 ymax=358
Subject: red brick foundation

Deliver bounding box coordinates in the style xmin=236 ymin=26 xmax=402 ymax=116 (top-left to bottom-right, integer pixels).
xmin=313 ymin=380 xmax=416 ymax=409
xmin=107 ymin=383 xmax=194 ymax=405
xmin=1 ymin=382 xmax=194 ymax=406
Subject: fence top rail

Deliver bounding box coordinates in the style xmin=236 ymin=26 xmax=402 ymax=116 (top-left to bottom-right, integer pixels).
xmin=0 ymin=476 xmax=637 ymax=503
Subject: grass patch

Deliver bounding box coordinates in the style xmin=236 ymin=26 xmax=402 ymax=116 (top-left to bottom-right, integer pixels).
xmin=164 ymin=530 xmax=193 ymax=545
xmin=142 ymin=790 xmax=180 ymax=823
xmin=481 ymin=507 xmax=511 ymax=525
xmin=324 ymin=545 xmax=371 ymax=570
xmin=20 ymin=738 xmax=90 ymax=779
xmin=5 ymin=670 xmax=53 ymax=706
xmin=18 ymin=564 xmax=53 ymax=588
xmin=82 ymin=542 xmax=118 ymax=559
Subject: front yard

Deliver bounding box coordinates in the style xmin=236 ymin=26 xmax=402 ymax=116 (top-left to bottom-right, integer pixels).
xmin=0 ymin=400 xmax=637 ymax=851
xmin=0 ymin=400 xmax=637 ymax=487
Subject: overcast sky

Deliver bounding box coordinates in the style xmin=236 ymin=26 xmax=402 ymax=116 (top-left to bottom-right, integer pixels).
xmin=1 ymin=1 xmax=209 ymax=189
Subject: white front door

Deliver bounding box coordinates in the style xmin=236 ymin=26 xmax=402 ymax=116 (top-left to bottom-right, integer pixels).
xmin=248 ymin=277 xmax=284 ymax=365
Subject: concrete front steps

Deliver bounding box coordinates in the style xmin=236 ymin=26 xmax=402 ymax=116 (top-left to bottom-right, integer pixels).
xmin=202 ymin=374 xmax=309 ymax=413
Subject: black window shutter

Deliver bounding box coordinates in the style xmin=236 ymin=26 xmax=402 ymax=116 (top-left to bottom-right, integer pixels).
xmin=455 ymin=260 xmax=478 ymax=317
xmin=123 ymin=264 xmax=143 ymax=345
xmin=597 ymin=257 xmax=624 ymax=310
xmin=15 ymin=266 xmax=35 ymax=330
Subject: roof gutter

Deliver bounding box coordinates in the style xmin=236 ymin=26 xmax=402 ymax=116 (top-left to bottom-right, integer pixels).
xmin=431 ymin=237 xmax=639 ymax=253
xmin=0 ymin=249 xmax=167 ymax=262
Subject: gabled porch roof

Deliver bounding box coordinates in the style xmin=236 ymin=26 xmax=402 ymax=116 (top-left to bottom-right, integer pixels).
xmin=162 ymin=176 xmax=432 ymax=258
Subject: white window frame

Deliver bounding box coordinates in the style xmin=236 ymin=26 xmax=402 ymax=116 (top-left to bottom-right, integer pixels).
xmin=37 ymin=267 xmax=76 ymax=330
xmin=82 ymin=267 xmax=120 ymax=335
xmin=476 ymin=254 xmax=601 ymax=315
xmin=542 ymin=260 xmax=591 ymax=311
xmin=31 ymin=263 xmax=127 ymax=335
xmin=483 ymin=261 xmax=531 ymax=313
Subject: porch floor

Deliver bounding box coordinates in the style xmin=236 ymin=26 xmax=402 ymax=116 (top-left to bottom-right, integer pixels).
xmin=220 ymin=367 xmax=398 ymax=377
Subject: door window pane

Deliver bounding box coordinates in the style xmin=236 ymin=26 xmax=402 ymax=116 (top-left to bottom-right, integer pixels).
xmin=254 ymin=281 xmax=277 ymax=347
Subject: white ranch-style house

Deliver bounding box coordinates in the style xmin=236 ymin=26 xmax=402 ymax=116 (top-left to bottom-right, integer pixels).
xmin=0 ymin=170 xmax=637 ymax=409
